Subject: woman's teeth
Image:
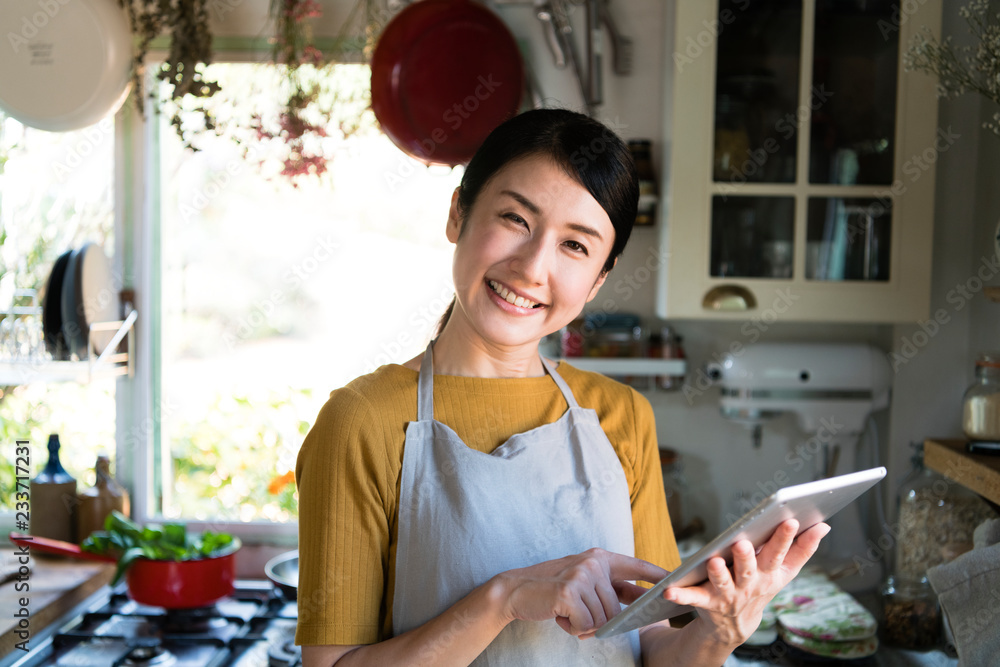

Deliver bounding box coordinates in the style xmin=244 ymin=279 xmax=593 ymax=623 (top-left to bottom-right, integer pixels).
xmin=489 ymin=280 xmax=540 ymax=308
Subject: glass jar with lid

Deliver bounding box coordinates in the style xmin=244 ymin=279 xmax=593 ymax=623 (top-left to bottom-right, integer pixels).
xmin=963 ymin=352 xmax=1000 ymax=442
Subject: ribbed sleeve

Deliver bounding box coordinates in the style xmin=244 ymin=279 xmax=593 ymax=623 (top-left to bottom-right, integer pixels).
xmin=294 ymin=362 xmax=680 ymax=646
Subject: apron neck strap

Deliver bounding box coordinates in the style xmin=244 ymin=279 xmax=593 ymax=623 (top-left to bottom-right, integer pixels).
xmin=417 ymin=342 xmax=436 ymax=421
xmin=417 ymin=340 xmax=579 ymax=421
xmin=540 ymin=355 xmax=579 ymax=409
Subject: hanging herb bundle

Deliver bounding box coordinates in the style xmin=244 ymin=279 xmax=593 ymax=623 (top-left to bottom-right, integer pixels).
xmin=905 ymin=0 xmax=1000 ymax=136
xmin=117 ymin=0 xmax=221 ymax=149
xmin=241 ymin=0 xmax=328 ymax=183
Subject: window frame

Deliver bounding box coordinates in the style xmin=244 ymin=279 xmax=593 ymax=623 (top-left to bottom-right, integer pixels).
xmin=122 ymin=42 xmax=332 ymax=545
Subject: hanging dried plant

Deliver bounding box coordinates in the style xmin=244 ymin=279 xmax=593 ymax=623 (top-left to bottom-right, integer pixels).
xmin=117 ymin=0 xmax=220 ymax=148
xmin=905 ymin=0 xmax=1000 ymax=135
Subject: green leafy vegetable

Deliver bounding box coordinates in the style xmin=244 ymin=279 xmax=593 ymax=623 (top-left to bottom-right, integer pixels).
xmin=81 ymin=511 xmax=238 ymax=584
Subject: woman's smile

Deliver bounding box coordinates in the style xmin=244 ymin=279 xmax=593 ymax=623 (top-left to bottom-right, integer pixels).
xmin=486 ymin=279 xmax=547 ymax=311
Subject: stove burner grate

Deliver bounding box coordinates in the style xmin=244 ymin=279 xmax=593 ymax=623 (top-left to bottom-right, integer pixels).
xmin=120 ymin=644 xmax=178 ymax=667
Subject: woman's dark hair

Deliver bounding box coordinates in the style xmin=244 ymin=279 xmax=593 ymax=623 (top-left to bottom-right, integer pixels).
xmin=436 ymin=108 xmax=639 ymax=336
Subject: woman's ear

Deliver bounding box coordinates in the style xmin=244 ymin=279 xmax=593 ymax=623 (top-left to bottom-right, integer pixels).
xmin=446 ymin=188 xmax=462 ymax=243
xmin=586 ymin=258 xmax=617 ymax=302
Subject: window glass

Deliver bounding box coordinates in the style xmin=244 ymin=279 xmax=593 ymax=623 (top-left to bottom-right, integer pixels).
xmin=157 ymin=63 xmax=461 ymax=522
xmin=0 ymin=110 xmax=117 ymax=511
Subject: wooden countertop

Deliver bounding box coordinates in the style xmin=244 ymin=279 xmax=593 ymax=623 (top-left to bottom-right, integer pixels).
xmin=0 ymin=546 xmax=114 ymax=656
xmin=924 ymin=439 xmax=1000 ymax=506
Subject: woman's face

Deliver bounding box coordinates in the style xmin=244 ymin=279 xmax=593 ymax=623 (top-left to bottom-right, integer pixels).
xmin=446 ymin=154 xmax=615 ymax=349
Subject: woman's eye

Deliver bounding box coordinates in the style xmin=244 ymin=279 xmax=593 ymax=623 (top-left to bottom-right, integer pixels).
xmin=565 ymin=240 xmax=589 ymax=255
xmin=503 ymin=212 xmax=527 ymax=226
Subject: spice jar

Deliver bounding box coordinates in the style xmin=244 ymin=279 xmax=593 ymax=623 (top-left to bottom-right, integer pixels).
xmin=879 ymin=575 xmax=941 ymax=650
xmin=962 ymin=352 xmax=1000 ymax=442
xmin=627 ymin=140 xmax=658 ymax=226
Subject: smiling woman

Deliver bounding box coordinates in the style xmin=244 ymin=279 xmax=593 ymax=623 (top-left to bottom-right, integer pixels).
xmin=295 ymin=109 xmax=830 ymax=667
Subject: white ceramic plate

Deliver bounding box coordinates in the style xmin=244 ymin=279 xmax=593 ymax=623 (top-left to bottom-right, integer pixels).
xmin=0 ymin=0 xmax=132 ymax=131
xmin=61 ymin=243 xmax=118 ymax=358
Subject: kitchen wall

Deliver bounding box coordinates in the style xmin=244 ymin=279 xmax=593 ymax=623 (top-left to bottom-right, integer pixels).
xmin=204 ymin=1 xmax=999 ymax=550
xmin=504 ymin=0 xmax=1000 ymax=553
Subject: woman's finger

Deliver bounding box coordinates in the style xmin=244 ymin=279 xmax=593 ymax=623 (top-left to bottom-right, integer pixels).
xmin=562 ymin=593 xmax=598 ymax=635
xmin=755 ymin=520 xmax=798 ymax=572
xmin=594 ymin=581 xmax=622 ymax=626
xmin=606 ymin=552 xmax=670 ymax=586
xmin=578 ymin=587 xmax=609 ymax=631
xmin=705 ymin=556 xmax=734 ymax=592
xmin=779 ymin=523 xmax=831 ymax=573
xmin=730 ymin=540 xmax=757 ymax=588
xmin=614 ymin=580 xmax=652 ymax=605
xmin=663 ymin=581 xmax=712 ymax=608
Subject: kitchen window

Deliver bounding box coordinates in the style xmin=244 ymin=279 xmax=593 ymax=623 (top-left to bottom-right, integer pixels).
xmin=0 ymin=109 xmax=119 ymax=515
xmin=137 ymin=60 xmax=461 ymax=538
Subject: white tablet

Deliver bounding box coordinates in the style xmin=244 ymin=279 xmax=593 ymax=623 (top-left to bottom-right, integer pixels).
xmin=594 ymin=467 xmax=886 ymax=638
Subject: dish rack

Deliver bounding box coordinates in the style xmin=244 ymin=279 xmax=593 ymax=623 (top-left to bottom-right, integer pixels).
xmin=0 ymin=289 xmax=137 ymax=384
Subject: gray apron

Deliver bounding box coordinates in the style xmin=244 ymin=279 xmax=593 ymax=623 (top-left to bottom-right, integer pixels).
xmin=392 ymin=342 xmax=641 ymax=665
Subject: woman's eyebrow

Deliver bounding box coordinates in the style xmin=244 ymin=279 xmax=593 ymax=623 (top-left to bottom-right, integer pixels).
xmin=498 ymin=189 xmax=604 ymax=241
xmin=499 ymin=189 xmax=540 ymax=214
xmin=567 ymin=222 xmax=604 ymax=241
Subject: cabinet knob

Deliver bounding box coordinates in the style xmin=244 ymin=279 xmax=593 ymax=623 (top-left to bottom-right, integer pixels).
xmin=702 ymin=285 xmax=756 ymax=311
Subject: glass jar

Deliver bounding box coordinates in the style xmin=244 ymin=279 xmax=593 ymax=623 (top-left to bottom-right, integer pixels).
xmin=893 ymin=443 xmax=995 ymax=582
xmin=879 ymin=574 xmax=941 ymax=650
xmin=627 ymin=140 xmax=658 ymax=226
xmin=962 ymin=352 xmax=1000 ymax=441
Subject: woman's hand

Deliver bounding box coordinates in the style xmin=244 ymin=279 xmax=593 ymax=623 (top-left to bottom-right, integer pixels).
xmin=493 ymin=547 xmax=668 ymax=637
xmin=663 ymin=520 xmax=831 ymax=648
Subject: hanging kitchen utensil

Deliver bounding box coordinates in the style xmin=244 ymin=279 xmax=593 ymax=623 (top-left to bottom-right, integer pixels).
xmin=370 ymin=0 xmax=525 ymax=166
xmin=533 ymin=0 xmax=566 ymax=69
xmin=0 ymin=0 xmax=132 ymax=131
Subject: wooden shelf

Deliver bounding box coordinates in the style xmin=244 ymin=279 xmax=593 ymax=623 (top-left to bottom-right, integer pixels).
xmin=924 ymin=439 xmax=1000 ymax=506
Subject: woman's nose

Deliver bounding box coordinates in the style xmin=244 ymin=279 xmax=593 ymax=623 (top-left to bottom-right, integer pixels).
xmin=511 ymin=236 xmax=549 ymax=284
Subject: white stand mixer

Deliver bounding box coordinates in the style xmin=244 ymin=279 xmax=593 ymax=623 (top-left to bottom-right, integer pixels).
xmin=706 ymin=342 xmax=892 ymax=592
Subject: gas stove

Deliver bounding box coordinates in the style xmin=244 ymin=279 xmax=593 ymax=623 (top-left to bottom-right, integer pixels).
xmin=3 ymin=580 xmax=301 ymax=667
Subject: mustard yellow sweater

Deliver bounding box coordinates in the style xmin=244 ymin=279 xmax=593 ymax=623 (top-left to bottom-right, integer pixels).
xmin=295 ymin=361 xmax=680 ymax=646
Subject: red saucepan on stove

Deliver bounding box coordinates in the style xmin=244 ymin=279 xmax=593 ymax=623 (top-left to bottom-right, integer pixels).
xmin=371 ymin=0 xmax=525 ymax=166
xmin=9 ymin=533 xmax=239 ymax=609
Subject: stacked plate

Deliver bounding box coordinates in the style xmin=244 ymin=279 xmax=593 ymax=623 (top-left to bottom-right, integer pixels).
xmin=42 ymin=243 xmax=118 ymax=360
xmin=743 ymin=568 xmax=879 ymax=661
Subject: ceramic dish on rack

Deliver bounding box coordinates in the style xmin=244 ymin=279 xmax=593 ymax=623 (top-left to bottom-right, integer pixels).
xmin=42 ymin=248 xmax=74 ymax=360
xmin=60 ymin=243 xmax=118 ymax=359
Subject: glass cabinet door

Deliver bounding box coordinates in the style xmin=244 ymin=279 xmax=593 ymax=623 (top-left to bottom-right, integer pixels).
xmin=810 ymin=0 xmax=898 ymax=187
xmin=713 ymin=0 xmax=802 ymax=187
xmin=709 ymin=0 xmax=900 ymax=283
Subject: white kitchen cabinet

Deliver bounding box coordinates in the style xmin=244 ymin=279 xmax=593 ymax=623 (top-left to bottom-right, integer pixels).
xmin=657 ymin=0 xmax=942 ymax=322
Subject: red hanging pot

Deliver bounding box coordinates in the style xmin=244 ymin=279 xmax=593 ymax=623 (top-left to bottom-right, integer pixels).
xmin=371 ymin=0 xmax=525 ymax=166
